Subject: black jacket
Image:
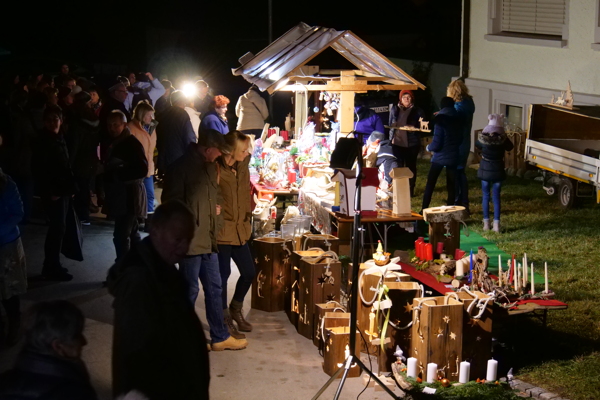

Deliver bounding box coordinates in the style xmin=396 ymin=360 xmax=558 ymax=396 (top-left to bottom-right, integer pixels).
xmin=155 ymin=106 xmax=196 ymax=174
xmin=103 ymin=130 xmax=147 ymax=218
xmin=0 ymin=350 xmax=98 ymax=400
xmin=427 ymin=107 xmax=462 ymax=167
xmin=475 ymin=131 xmax=514 ymax=182
xmin=33 ymin=129 xmax=76 ymax=198
xmin=67 ymin=106 xmax=100 ymax=179
xmin=389 ymin=103 xmax=425 ymax=148
xmin=107 ymin=237 xmax=210 ymax=400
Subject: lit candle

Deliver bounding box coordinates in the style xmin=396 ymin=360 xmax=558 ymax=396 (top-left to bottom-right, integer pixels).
xmin=516 ymin=263 xmax=520 ymax=292
xmin=498 ymin=255 xmax=503 ymax=286
xmin=469 ymin=250 xmax=473 ymax=283
xmin=531 ymin=263 xmax=535 ymax=295
xmin=524 ymin=253 xmax=528 ymax=284
xmin=427 ymin=362 xmax=438 ymax=383
xmin=459 ymin=361 xmax=470 ymax=384
xmin=456 ymin=259 xmax=464 ymax=277
xmin=544 ymin=262 xmax=549 ymax=293
xmin=407 ymin=357 xmax=418 ymax=378
xmin=486 ymin=359 xmax=498 ymax=381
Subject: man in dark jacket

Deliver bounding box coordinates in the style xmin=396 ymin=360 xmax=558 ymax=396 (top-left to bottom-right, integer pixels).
xmin=155 ymin=90 xmax=197 ymax=176
xmin=0 ymin=300 xmax=98 ymax=400
xmin=33 ymin=106 xmax=76 ymax=281
xmin=107 ymin=201 xmax=210 ymax=399
xmin=103 ymin=111 xmax=147 ymax=262
xmin=389 ymin=90 xmax=426 ymax=197
xmin=421 ymin=97 xmax=462 ymax=211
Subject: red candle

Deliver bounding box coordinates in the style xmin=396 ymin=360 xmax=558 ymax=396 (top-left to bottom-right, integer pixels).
xmin=455 ymin=249 xmax=465 ymax=260
xmin=424 ymin=243 xmax=433 ymax=261
xmin=287 ymin=169 xmax=296 ymax=183
xmin=415 ymin=237 xmax=424 ymax=259
xmin=436 ymin=242 xmax=444 ymax=255
xmin=510 ymin=254 xmax=515 ymax=283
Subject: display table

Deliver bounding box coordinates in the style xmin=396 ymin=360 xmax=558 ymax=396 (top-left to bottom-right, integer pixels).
xmin=251 ymin=176 xmax=298 ymax=208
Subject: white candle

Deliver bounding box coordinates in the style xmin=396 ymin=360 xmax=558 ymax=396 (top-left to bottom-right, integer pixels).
xmin=407 ymin=357 xmax=418 ymax=378
xmin=516 ymin=263 xmax=520 ymax=292
xmin=498 ymin=255 xmax=503 ymax=287
xmin=459 ymin=361 xmax=470 ymax=384
xmin=531 ymin=263 xmax=535 ymax=295
xmin=486 ymin=359 xmax=498 ymax=381
xmin=455 ymin=260 xmax=464 ymax=277
xmin=524 ymin=253 xmax=528 ymax=283
xmin=427 ymin=362 xmax=438 ymax=383
xmin=544 ymin=262 xmax=549 ymax=293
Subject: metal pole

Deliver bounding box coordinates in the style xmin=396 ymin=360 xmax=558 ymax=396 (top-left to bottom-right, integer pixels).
xmin=268 ymin=0 xmax=274 ymax=122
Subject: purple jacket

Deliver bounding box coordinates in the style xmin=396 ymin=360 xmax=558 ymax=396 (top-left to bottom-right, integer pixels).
xmin=354 ymin=106 xmax=385 ymax=143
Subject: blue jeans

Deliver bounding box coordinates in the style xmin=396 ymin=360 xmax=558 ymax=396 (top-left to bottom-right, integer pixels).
xmin=217 ymin=243 xmax=256 ymax=306
xmin=143 ymin=176 xmax=155 ymax=213
xmin=481 ymin=180 xmax=502 ymax=220
xmin=179 ymin=253 xmax=229 ymax=343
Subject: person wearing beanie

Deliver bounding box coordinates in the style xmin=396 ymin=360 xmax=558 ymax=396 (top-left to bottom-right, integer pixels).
xmin=421 ymin=96 xmax=462 ymax=211
xmin=199 ymin=95 xmax=231 ymax=135
xmin=389 ymin=89 xmax=426 ymax=196
xmin=476 ymin=113 xmax=514 ymax=232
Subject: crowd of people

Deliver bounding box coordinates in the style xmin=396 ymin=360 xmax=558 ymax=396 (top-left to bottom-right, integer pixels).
xmin=0 ymin=63 xmax=272 ymax=399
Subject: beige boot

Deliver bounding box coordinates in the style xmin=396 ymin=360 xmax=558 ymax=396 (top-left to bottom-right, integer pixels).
xmin=492 ymin=220 xmax=500 ymax=233
xmin=483 ymin=219 xmax=490 ymax=231
xmin=211 ymin=336 xmax=248 ymax=351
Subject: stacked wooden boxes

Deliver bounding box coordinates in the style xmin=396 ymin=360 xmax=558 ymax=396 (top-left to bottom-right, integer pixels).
xmin=297 ymin=251 xmax=341 ymax=340
xmin=251 ymin=237 xmax=293 ymax=312
xmin=504 ymin=129 xmax=527 ymax=173
xmin=313 ymin=307 xmax=350 ymax=348
xmin=286 ymin=250 xmax=322 ymax=328
xmin=410 ymin=296 xmax=463 ymax=381
xmin=322 ymin=326 xmax=361 ymax=378
xmin=301 ymin=233 xmax=340 ymax=254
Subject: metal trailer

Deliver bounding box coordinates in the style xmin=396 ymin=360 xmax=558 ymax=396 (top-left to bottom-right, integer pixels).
xmin=524 ymin=104 xmax=600 ymax=208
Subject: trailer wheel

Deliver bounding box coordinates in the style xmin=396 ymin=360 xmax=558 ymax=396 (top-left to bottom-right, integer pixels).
xmin=558 ymin=179 xmax=576 ymax=209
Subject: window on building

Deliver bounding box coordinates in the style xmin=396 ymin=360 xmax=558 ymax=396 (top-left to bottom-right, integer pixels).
xmin=486 ymin=0 xmax=568 ymax=48
xmin=500 ymin=104 xmax=524 ymax=130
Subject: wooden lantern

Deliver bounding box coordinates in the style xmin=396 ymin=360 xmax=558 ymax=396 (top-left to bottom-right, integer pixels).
xmin=251 ymin=237 xmax=293 ymax=312
xmin=313 ymin=304 xmax=347 ymax=347
xmin=287 ymin=250 xmax=323 ymax=329
xmin=422 ymin=206 xmax=468 ymax=258
xmin=410 ymin=296 xmax=463 ymax=381
xmin=322 ymin=326 xmax=361 ymax=378
xmin=301 ymin=233 xmax=340 ymax=255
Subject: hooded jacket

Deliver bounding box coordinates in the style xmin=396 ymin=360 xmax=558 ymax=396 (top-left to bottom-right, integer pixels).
xmin=427 ymin=106 xmax=462 ymax=167
xmin=476 ymin=131 xmax=514 ymax=182
xmin=235 ymin=89 xmax=269 ymax=131
xmin=200 ymin=111 xmax=229 ymax=135
xmin=354 ymin=106 xmax=385 ymax=143
xmin=106 ymin=237 xmax=209 ymax=400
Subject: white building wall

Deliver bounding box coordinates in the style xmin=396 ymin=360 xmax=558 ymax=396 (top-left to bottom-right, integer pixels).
xmin=466 ymin=0 xmax=600 ymax=134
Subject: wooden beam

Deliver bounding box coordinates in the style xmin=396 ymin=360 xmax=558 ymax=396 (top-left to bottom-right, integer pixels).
xmin=276 ymin=83 xmax=419 ymax=92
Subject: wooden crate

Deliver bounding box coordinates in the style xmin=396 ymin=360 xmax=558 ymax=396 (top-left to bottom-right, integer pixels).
xmin=313 ymin=304 xmax=347 ymax=347
xmin=504 ymin=130 xmax=527 ymax=172
xmin=377 ymin=282 xmax=422 ymax=373
xmin=301 ymin=234 xmax=340 ymax=254
xmin=456 ymin=291 xmax=493 ymax=380
xmin=410 ymin=296 xmax=463 ymax=381
xmin=251 ymin=237 xmax=293 ymax=312
xmin=323 ymin=326 xmax=361 ymax=378
xmin=357 ymin=264 xmax=410 ymax=354
xmin=287 ymin=250 xmax=323 ymax=329
xmin=297 ymin=253 xmax=341 ymax=340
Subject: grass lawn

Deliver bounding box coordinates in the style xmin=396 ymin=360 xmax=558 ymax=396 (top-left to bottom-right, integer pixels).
xmin=406 ymin=159 xmax=600 ymax=400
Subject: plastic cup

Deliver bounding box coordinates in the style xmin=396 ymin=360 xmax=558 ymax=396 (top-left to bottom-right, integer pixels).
xmin=281 ymin=224 xmax=295 ymax=240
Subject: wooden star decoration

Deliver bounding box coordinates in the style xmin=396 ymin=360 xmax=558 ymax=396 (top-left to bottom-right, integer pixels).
xmin=469 ymin=318 xmax=479 ymax=328
xmin=254 ymin=258 xmax=259 ymax=265
xmin=276 ymin=273 xmax=284 ymax=284
xmin=283 ymin=287 xmax=289 ymax=294
xmin=306 ymin=288 xmax=309 ymax=294
xmin=436 ymin=327 xmax=444 ymax=338
xmin=317 ymin=275 xmax=327 ymax=287
xmin=476 ymin=336 xmax=482 ymax=341
xmin=450 ymin=332 xmax=457 ymax=340
xmin=264 ymin=255 xmax=270 ymax=262
xmin=404 ymin=302 xmax=413 ymax=313
xmin=326 ymin=293 xmax=336 ymax=302
xmin=443 ymin=315 xmax=451 ymax=324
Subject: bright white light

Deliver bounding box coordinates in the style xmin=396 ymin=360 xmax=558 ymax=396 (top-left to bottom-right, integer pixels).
xmin=182 ymin=82 xmax=198 ymax=99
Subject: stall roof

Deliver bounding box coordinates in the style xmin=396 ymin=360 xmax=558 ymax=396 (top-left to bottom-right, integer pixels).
xmin=232 ymin=22 xmax=425 ymax=94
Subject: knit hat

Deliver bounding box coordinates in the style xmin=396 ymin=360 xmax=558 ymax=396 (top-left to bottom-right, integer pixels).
xmin=399 ymin=90 xmax=414 ymax=101
xmin=482 ymin=113 xmax=505 ymax=135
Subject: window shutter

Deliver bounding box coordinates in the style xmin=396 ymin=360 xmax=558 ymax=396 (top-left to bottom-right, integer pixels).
xmin=502 ymin=0 xmax=566 ymax=36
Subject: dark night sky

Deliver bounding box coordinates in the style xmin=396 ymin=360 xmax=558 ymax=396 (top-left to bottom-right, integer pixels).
xmin=1 ymin=0 xmax=462 ymax=124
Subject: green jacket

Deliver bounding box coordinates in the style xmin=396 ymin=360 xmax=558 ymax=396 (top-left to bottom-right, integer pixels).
xmin=161 ymin=145 xmax=222 ymax=255
xmin=217 ymin=155 xmax=252 ymax=246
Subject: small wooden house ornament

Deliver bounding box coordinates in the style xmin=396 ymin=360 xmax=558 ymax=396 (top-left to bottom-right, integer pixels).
xmin=332 ymin=168 xmax=379 ymax=216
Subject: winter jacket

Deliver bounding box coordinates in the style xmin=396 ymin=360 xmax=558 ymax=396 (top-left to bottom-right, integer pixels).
xmin=154 ymin=96 xmax=170 ymax=116
xmin=455 ymin=96 xmax=475 ymax=168
xmin=354 ymin=106 xmax=385 ymax=143
xmin=102 ymin=129 xmax=148 ymax=218
xmin=128 ymin=120 xmax=157 ymax=178
xmin=32 ymin=130 xmax=76 ymax=199
xmin=235 ymin=89 xmax=268 ymax=130
xmin=427 ymin=107 xmax=462 ymax=167
xmin=155 ymin=106 xmax=197 ymax=174
xmin=376 ymin=138 xmax=396 ymax=163
xmin=124 ymin=79 xmax=166 ymax=112
xmin=0 ymin=173 xmax=23 ymax=246
xmin=184 ymin=106 xmax=200 ymax=138
xmin=106 ymin=237 xmax=209 ymax=400
xmin=217 ymin=155 xmax=252 ymax=246
xmin=389 ymin=103 xmax=425 ymax=148
xmin=0 ymin=350 xmax=98 ymax=400
xmin=67 ymin=106 xmax=100 ymax=179
xmin=99 ymin=96 xmax=131 ymax=162
xmin=161 ymin=145 xmax=223 ymax=255
xmin=199 ymin=111 xmax=229 ymax=135
xmin=476 ymin=131 xmax=514 ymax=182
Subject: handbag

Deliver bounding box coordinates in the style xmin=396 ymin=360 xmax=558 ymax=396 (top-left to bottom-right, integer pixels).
xmin=330 ymin=135 xmax=361 ymax=169
xmin=61 ymin=199 xmax=84 ymax=261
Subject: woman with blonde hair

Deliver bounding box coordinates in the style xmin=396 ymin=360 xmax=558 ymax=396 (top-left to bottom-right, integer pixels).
xmin=447 ymin=79 xmax=475 ymax=214
xmin=128 ymin=101 xmax=158 ymax=214
xmin=216 ymin=131 xmax=255 ymax=338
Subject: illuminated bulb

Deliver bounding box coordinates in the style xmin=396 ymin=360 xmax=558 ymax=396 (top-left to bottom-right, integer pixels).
xmin=182 ymin=82 xmax=198 ymax=99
